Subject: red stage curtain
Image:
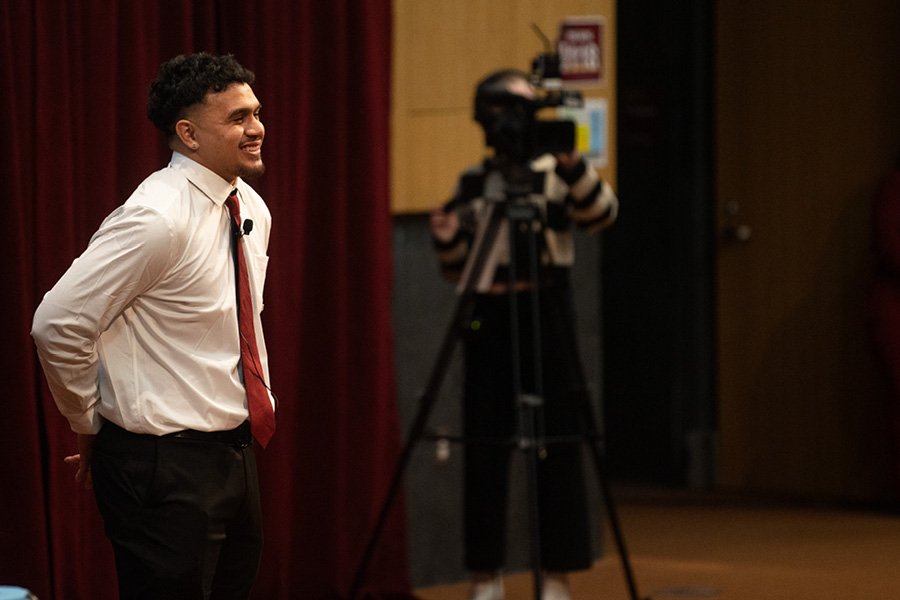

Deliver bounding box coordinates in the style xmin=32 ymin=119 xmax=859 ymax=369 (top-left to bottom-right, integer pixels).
xmin=0 ymin=1 xmax=411 ymax=598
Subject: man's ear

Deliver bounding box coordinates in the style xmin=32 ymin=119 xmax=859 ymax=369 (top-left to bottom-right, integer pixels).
xmin=174 ymin=119 xmax=199 ymax=150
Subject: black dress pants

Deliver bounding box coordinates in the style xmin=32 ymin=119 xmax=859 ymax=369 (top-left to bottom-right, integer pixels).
xmin=91 ymin=422 xmax=263 ymax=600
xmin=463 ymin=286 xmax=593 ymax=573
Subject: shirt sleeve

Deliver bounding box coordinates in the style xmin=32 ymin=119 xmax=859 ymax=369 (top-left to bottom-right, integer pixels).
xmin=31 ymin=205 xmax=176 ymax=433
xmin=430 ymin=172 xmax=482 ymax=282
xmin=556 ymin=158 xmax=619 ymax=233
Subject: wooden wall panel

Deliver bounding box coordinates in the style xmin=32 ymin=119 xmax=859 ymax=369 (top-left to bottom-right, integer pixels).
xmin=392 ymin=0 xmax=616 ymax=213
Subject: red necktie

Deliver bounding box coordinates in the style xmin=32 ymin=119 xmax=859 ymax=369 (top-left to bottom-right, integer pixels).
xmin=225 ymin=190 xmax=276 ymax=448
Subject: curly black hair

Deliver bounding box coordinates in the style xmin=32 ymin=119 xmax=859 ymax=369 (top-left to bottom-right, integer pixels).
xmin=147 ymin=52 xmax=255 ymax=137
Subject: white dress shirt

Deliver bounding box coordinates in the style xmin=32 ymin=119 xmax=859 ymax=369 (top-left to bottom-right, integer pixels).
xmin=32 ymin=152 xmax=274 ymax=435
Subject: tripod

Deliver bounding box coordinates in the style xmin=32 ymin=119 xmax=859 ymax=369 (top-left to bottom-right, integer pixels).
xmin=349 ymin=158 xmax=643 ymax=600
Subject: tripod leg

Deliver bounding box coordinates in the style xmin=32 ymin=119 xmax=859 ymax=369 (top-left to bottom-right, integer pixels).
xmin=518 ymin=397 xmax=545 ymax=600
xmin=348 ymin=295 xmax=474 ymax=600
xmin=349 ymin=205 xmax=508 ymax=599
xmin=579 ymin=393 xmax=644 ymax=600
xmin=505 ymin=199 xmax=546 ymax=600
xmin=347 ymin=392 xmax=444 ymax=599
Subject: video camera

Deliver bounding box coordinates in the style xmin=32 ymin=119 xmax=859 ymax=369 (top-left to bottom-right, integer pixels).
xmin=475 ymin=27 xmax=584 ymax=163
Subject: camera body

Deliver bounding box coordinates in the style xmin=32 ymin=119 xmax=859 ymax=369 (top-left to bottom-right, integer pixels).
xmin=475 ymin=52 xmax=583 ymax=163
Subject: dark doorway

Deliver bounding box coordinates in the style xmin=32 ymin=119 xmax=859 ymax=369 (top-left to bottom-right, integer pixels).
xmin=602 ymin=0 xmax=716 ymax=487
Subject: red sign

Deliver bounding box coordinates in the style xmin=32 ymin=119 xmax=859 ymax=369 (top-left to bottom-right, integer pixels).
xmin=558 ymin=18 xmax=604 ymax=85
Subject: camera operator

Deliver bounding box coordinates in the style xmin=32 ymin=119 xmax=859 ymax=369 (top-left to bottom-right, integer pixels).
xmin=429 ymin=68 xmax=618 ymax=600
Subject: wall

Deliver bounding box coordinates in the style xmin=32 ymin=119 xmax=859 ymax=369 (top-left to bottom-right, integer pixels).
xmin=392 ymin=0 xmax=617 ymax=213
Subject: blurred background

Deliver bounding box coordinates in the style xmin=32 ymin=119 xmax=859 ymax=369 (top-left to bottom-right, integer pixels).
xmin=391 ymin=0 xmax=900 ymax=590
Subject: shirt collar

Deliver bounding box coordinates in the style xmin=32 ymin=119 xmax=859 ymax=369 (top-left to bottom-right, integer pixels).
xmin=169 ymin=151 xmax=243 ymax=206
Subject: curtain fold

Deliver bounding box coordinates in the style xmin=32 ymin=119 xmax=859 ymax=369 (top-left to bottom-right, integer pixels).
xmin=0 ymin=1 xmax=410 ymax=598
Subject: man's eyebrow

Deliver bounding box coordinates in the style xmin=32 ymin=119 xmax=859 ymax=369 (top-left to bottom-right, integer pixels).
xmin=227 ymin=104 xmax=261 ymax=119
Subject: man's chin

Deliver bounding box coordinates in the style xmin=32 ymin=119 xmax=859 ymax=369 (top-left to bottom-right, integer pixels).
xmin=239 ymin=161 xmax=266 ymax=181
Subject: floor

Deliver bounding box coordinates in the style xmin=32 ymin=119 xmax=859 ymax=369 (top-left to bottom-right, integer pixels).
xmin=413 ymin=490 xmax=900 ymax=600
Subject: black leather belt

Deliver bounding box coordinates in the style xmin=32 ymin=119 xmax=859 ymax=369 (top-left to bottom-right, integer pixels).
xmin=164 ymin=420 xmax=253 ymax=448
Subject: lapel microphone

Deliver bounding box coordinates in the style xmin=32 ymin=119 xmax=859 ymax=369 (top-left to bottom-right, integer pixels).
xmin=233 ymin=219 xmax=254 ymax=237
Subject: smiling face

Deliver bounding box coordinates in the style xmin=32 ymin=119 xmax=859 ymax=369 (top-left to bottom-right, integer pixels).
xmin=176 ymin=82 xmax=265 ymax=184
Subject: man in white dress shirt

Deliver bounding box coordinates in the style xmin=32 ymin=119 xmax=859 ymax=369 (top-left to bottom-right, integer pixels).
xmin=31 ymin=52 xmax=275 ymax=599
